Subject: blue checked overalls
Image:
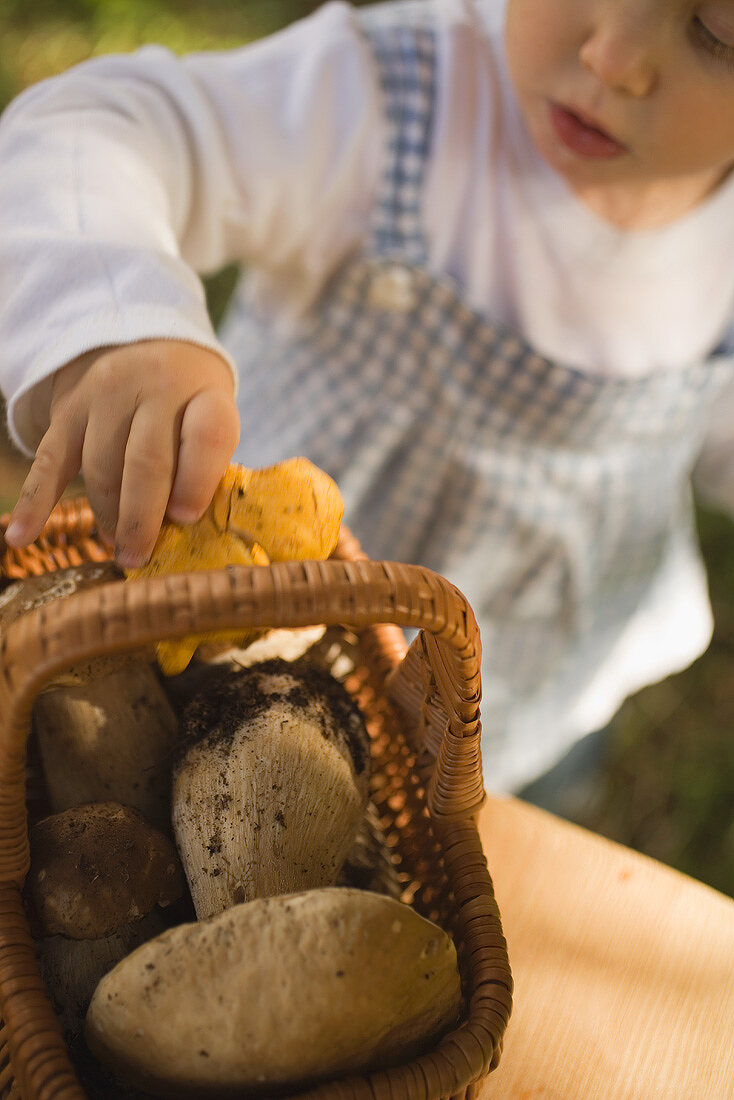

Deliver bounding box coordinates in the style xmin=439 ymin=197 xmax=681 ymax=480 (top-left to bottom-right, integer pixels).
xmin=222 ymin=3 xmax=734 ymax=791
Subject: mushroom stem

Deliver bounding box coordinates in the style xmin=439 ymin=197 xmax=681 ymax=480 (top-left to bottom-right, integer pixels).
xmin=0 ymin=564 xmax=179 ymax=832
xmin=37 ymin=911 xmax=168 ymax=1039
xmin=172 ymin=658 xmax=370 ymax=919
xmin=34 ymin=663 xmax=178 ymax=832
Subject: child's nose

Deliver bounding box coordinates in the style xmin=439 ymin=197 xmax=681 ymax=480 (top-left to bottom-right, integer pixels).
xmin=579 ymin=6 xmax=659 ymax=98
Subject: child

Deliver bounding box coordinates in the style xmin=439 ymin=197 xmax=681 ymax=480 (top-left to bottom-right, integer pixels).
xmin=1 ymin=0 xmax=733 ymax=798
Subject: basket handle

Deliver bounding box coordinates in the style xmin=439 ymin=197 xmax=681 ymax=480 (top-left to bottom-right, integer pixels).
xmin=333 ymin=528 xmax=483 ymax=779
xmin=0 ymin=553 xmax=484 ymax=886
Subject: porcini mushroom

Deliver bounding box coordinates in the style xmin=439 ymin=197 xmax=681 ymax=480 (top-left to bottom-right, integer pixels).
xmin=32 ymin=661 xmax=179 ymax=832
xmin=27 ymin=802 xmax=184 ymax=1037
xmin=86 ymin=888 xmax=463 ymax=1097
xmin=172 ymin=657 xmax=371 ymax=918
xmin=1 ymin=563 xmax=180 ymax=827
xmin=0 ymin=564 xmax=180 ymax=832
xmin=0 ymin=561 xmax=124 ymax=689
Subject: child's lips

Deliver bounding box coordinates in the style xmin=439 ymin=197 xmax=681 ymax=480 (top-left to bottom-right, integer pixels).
xmin=549 ymin=102 xmax=627 ymax=159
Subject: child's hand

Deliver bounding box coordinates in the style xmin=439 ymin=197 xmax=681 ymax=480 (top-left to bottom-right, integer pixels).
xmin=4 ymin=340 xmax=240 ymax=568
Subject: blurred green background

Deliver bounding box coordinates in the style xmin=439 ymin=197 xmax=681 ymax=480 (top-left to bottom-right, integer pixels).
xmin=0 ymin=0 xmax=731 ymax=896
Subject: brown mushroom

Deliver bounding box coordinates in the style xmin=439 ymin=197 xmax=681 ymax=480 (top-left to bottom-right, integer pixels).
xmin=85 ymin=888 xmax=463 ymax=1097
xmin=27 ymin=802 xmax=183 ymax=1037
xmin=0 ymin=564 xmax=180 ymax=831
xmin=36 ymin=927 xmax=166 ymax=1042
xmin=172 ymin=657 xmax=371 ymax=919
xmin=0 ymin=562 xmax=127 ymax=690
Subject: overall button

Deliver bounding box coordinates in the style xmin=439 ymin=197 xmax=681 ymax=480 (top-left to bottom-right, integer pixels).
xmin=367 ymin=264 xmax=418 ymax=312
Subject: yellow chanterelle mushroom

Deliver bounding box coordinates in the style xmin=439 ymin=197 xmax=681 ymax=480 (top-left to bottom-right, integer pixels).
xmin=125 ymin=458 xmax=343 ymax=675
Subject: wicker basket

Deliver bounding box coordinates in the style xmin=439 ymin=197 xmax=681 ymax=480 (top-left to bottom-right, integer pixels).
xmin=0 ymin=498 xmax=512 ymax=1100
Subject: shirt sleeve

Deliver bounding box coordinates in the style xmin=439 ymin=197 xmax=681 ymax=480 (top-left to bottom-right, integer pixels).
xmin=0 ymin=0 xmax=383 ymax=455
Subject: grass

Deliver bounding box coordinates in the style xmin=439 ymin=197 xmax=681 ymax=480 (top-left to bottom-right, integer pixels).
xmin=0 ymin=0 xmax=732 ymax=898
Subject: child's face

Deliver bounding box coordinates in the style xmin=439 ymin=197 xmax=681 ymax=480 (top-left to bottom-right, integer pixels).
xmin=505 ymin=0 xmax=734 ymax=208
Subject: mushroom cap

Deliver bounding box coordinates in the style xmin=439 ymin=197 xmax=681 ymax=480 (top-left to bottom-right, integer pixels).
xmin=0 ymin=563 xmax=152 ymax=684
xmin=0 ymin=562 xmax=122 ymax=624
xmin=28 ymin=802 xmax=183 ymax=939
xmin=177 ymin=657 xmax=370 ymax=782
xmin=0 ymin=562 xmax=121 ymax=618
xmin=86 ymin=888 xmax=463 ymax=1097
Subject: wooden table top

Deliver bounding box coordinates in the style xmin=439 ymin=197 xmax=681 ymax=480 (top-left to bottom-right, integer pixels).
xmin=475 ymin=796 xmax=734 ymax=1100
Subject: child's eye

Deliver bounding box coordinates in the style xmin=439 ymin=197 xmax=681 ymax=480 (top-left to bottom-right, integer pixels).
xmin=692 ymin=14 xmax=734 ymax=70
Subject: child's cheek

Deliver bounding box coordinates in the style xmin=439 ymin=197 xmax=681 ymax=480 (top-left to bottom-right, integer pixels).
xmin=505 ymin=0 xmax=586 ymax=86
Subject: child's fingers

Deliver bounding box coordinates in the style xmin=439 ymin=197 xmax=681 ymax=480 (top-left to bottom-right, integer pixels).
xmin=113 ymin=404 xmax=180 ymax=569
xmin=4 ymin=421 xmax=83 ymax=547
xmin=81 ymin=408 xmax=135 ymax=543
xmin=167 ymin=389 xmax=240 ymax=523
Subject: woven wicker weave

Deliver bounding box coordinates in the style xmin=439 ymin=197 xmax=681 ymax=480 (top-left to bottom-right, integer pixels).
xmin=0 ymin=498 xmax=512 ymax=1100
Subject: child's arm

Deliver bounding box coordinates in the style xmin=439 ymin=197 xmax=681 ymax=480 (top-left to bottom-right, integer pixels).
xmin=5 ymin=340 xmax=239 ymax=568
xmin=0 ymin=2 xmax=382 ymax=562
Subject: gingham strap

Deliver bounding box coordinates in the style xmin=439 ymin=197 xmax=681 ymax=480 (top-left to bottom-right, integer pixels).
xmin=360 ymin=5 xmax=436 ymax=264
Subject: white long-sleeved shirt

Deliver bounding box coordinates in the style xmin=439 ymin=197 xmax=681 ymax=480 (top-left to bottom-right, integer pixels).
xmin=0 ymin=0 xmax=732 ymax=786
xmin=3 ymin=0 xmax=734 ymax=447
